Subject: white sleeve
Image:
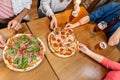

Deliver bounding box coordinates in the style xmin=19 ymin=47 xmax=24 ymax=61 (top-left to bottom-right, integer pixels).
xmin=23 ymin=0 xmax=32 ymax=9
xmin=41 ymin=0 xmax=54 ymax=17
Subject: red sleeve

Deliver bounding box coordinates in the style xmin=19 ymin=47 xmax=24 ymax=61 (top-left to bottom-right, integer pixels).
xmin=100 ymin=58 xmax=120 ymax=70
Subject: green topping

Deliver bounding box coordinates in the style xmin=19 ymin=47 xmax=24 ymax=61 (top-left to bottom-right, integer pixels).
xmin=9 ymin=48 xmax=16 ymax=54
xmin=18 ymin=56 xmax=28 ymax=69
xmin=20 ymin=35 xmax=28 ymax=43
xmin=13 ymin=57 xmax=20 ymax=64
xmin=14 ymin=42 xmax=20 ymax=48
xmin=28 ymin=38 xmax=38 ymax=46
xmin=27 ymin=46 xmax=40 ymax=52
xmin=31 ymin=54 xmax=36 ymax=61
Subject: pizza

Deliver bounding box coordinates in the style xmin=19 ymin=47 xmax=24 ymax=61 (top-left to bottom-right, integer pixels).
xmin=3 ymin=34 xmax=45 ymax=72
xmin=48 ymin=28 xmax=79 ymax=58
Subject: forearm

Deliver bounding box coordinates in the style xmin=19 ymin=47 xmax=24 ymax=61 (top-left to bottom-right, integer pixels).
xmin=73 ymin=16 xmax=90 ymax=28
xmin=42 ymin=1 xmax=54 ymax=17
xmin=85 ymin=50 xmax=104 ymax=63
xmin=14 ymin=8 xmax=29 ymax=22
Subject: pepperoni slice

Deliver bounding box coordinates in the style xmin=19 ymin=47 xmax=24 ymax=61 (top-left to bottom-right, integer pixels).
xmin=66 ymin=44 xmax=70 ymax=46
xmin=61 ymin=31 xmax=65 ymax=35
xmin=60 ymin=48 xmax=64 ymax=52
xmin=55 ymin=32 xmax=59 ymax=35
xmin=68 ymin=39 xmax=72 ymax=42
xmin=53 ymin=43 xmax=58 ymax=47
xmin=68 ymin=29 xmax=72 ymax=34
xmin=57 ymin=39 xmax=61 ymax=42
xmin=52 ymin=37 xmax=56 ymax=41
xmin=59 ymin=43 xmax=63 ymax=47
xmin=61 ymin=36 xmax=65 ymax=39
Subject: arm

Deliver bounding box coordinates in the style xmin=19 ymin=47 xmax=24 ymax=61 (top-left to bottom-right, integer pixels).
xmin=41 ymin=0 xmax=54 ymax=17
xmin=108 ymin=27 xmax=120 ymax=46
xmin=79 ymin=43 xmax=104 ymax=63
xmin=40 ymin=0 xmax=57 ymax=29
xmin=8 ymin=8 xmax=29 ymax=31
xmin=79 ymin=43 xmax=120 ymax=70
xmin=65 ymin=15 xmax=90 ymax=29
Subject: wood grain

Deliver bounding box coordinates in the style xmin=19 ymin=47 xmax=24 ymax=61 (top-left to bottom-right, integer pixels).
xmin=27 ymin=6 xmax=120 ymax=80
xmin=0 ymin=23 xmax=58 ymax=80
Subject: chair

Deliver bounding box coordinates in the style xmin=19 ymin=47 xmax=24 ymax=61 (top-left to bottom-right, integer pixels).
xmin=37 ymin=0 xmax=41 ymax=9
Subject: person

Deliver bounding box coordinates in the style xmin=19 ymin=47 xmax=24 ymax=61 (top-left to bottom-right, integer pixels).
xmin=0 ymin=0 xmax=32 ymax=61
xmin=0 ymin=0 xmax=32 ymax=47
xmin=65 ymin=2 xmax=120 ymax=50
xmin=79 ymin=42 xmax=120 ymax=80
xmin=38 ymin=0 xmax=81 ymax=29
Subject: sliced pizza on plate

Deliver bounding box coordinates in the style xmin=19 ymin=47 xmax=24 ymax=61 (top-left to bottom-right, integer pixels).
xmin=48 ymin=28 xmax=79 ymax=58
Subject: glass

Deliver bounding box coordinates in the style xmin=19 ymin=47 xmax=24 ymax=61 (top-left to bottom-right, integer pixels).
xmin=95 ymin=42 xmax=107 ymax=51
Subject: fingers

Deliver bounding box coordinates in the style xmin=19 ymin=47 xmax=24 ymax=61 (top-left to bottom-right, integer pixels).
xmin=14 ymin=23 xmax=22 ymax=31
xmin=8 ymin=21 xmax=16 ymax=29
xmin=7 ymin=19 xmax=21 ymax=31
xmin=78 ymin=43 xmax=85 ymax=49
xmin=50 ymin=19 xmax=57 ymax=30
xmin=7 ymin=21 xmax=12 ymax=29
xmin=50 ymin=21 xmax=54 ymax=30
xmin=65 ymin=23 xmax=71 ymax=29
xmin=0 ymin=35 xmax=6 ymax=48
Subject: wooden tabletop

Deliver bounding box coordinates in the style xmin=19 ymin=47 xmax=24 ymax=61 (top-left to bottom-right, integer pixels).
xmin=0 ymin=23 xmax=58 ymax=80
xmin=26 ymin=6 xmax=120 ymax=80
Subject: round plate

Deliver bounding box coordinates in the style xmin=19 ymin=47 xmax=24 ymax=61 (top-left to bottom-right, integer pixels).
xmin=3 ymin=34 xmax=45 ymax=72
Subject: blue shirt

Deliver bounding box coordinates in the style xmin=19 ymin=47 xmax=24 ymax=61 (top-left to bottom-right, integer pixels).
xmin=89 ymin=2 xmax=120 ymax=38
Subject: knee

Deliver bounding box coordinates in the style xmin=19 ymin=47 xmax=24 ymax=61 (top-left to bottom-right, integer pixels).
xmin=108 ymin=40 xmax=119 ymax=46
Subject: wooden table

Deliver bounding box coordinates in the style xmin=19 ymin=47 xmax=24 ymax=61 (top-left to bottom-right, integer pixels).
xmin=27 ymin=6 xmax=120 ymax=80
xmin=0 ymin=23 xmax=58 ymax=80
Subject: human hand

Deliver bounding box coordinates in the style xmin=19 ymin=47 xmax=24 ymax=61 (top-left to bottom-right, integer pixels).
xmin=65 ymin=22 xmax=80 ymax=29
xmin=73 ymin=3 xmax=80 ymax=16
xmin=0 ymin=34 xmax=6 ymax=48
xmin=7 ymin=18 xmax=22 ymax=31
xmin=65 ymin=23 xmax=75 ymax=29
xmin=50 ymin=15 xmax=57 ymax=30
xmin=79 ymin=43 xmax=91 ymax=54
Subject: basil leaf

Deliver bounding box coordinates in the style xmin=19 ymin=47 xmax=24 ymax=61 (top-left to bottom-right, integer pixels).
xmin=27 ymin=47 xmax=40 ymax=52
xmin=13 ymin=57 xmax=20 ymax=64
xmin=9 ymin=48 xmax=16 ymax=54
xmin=14 ymin=42 xmax=20 ymax=48
xmin=20 ymin=35 xmax=28 ymax=43
xmin=31 ymin=54 xmax=36 ymax=61
xmin=28 ymin=38 xmax=38 ymax=46
xmin=18 ymin=56 xmax=28 ymax=69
